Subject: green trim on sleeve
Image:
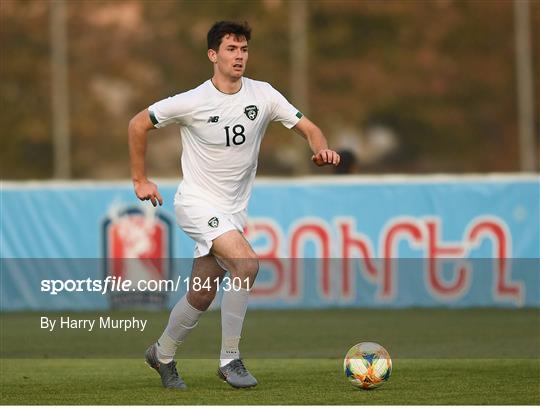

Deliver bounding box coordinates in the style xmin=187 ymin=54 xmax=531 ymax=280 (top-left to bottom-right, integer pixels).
xmin=149 ymin=110 xmax=159 ymax=126
xmin=296 ymin=111 xmax=303 ymax=119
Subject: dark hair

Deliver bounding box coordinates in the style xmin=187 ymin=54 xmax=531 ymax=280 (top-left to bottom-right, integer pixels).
xmin=207 ymin=21 xmax=251 ymax=51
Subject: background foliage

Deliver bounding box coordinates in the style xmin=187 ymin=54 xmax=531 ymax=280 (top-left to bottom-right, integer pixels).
xmin=1 ymin=0 xmax=539 ymax=179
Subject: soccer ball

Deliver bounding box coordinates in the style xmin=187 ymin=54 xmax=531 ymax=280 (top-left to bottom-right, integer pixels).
xmin=343 ymin=342 xmax=392 ymax=389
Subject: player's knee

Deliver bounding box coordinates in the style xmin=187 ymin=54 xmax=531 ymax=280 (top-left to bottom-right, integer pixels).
xmin=232 ymin=256 xmax=259 ymax=281
xmin=246 ymin=257 xmax=259 ymax=278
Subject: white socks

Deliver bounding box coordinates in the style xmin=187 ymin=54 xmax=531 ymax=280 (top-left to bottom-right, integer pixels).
xmin=155 ymin=287 xmax=250 ymax=367
xmin=220 ymin=287 xmax=250 ymax=367
xmin=156 ymin=331 xmax=178 ymax=364
xmin=156 ymin=295 xmax=203 ymax=364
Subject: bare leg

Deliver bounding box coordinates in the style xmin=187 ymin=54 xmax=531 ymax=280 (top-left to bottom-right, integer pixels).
xmin=211 ymin=230 xmax=259 ymax=288
xmin=211 ymin=230 xmax=258 ymax=366
xmin=187 ymin=254 xmax=227 ymax=310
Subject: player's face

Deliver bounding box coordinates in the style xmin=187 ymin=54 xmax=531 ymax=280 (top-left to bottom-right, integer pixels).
xmin=213 ymin=34 xmax=248 ymax=79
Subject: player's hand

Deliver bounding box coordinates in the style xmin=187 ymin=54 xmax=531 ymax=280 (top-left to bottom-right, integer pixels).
xmin=133 ymin=179 xmax=163 ymax=207
xmin=311 ymin=149 xmax=341 ymax=167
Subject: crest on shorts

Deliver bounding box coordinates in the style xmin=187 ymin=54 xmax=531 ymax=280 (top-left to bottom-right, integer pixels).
xmin=208 ymin=217 xmax=219 ymax=228
xmin=244 ymin=105 xmax=258 ymax=121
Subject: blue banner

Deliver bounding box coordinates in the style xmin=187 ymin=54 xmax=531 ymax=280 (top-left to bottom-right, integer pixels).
xmin=1 ymin=176 xmax=539 ymax=310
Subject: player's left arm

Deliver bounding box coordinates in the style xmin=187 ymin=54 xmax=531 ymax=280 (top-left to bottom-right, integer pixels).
xmin=293 ymin=116 xmax=340 ymax=167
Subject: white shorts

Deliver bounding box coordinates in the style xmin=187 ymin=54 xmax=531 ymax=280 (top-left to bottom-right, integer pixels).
xmin=174 ymin=201 xmax=247 ymax=258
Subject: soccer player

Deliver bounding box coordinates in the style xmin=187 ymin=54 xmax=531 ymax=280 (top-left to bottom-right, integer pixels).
xmin=128 ymin=21 xmax=340 ymax=389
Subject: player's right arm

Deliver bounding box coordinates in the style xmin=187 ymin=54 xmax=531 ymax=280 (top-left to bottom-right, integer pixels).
xmin=128 ymin=109 xmax=163 ymax=207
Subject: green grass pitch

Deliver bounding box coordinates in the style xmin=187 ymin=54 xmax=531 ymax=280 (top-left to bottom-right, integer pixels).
xmin=1 ymin=309 xmax=539 ymax=404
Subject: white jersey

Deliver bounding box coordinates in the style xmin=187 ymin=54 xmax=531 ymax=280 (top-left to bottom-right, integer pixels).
xmin=148 ymin=77 xmax=302 ymax=213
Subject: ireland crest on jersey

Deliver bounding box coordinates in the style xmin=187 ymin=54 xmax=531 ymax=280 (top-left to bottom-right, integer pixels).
xmin=244 ymin=105 xmax=258 ymax=121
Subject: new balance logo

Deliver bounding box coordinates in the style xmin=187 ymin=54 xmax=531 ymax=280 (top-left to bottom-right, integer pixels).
xmin=207 ymin=116 xmax=219 ymax=123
